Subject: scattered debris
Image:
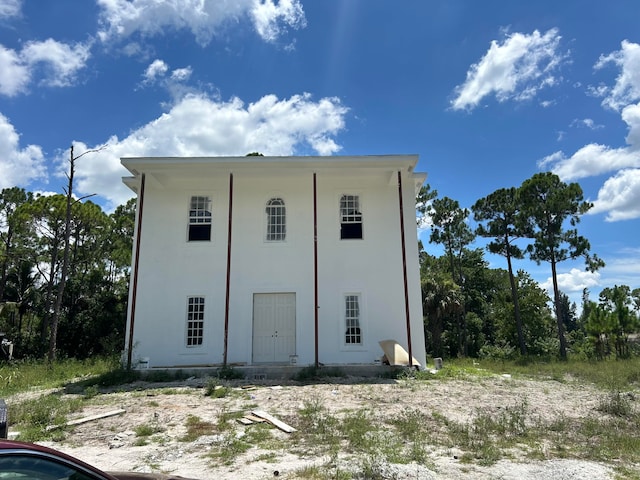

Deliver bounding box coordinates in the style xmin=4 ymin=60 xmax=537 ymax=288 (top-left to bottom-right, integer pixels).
xmin=250 ymin=410 xmax=296 ymax=433
xmin=378 ymin=339 xmax=421 ymax=367
xmin=46 ymin=409 xmax=126 ymax=431
xmin=244 ymin=414 xmax=266 ymax=423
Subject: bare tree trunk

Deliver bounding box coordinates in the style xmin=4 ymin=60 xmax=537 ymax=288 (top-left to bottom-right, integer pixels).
xmin=551 ymin=258 xmax=568 ymax=360
xmin=507 ymin=253 xmax=527 ymax=355
xmin=48 ymin=146 xmax=75 ymax=362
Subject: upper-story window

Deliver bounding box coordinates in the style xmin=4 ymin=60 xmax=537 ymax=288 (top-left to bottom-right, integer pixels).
xmin=188 ymin=195 xmax=212 ymax=241
xmin=266 ymin=197 xmax=286 ymax=242
xmin=340 ymin=194 xmax=362 ymax=239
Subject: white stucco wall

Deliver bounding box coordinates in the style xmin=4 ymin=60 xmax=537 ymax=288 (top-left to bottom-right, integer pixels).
xmin=123 ymin=156 xmax=426 ymax=369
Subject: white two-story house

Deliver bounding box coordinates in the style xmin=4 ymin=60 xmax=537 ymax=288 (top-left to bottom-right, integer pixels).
xmin=121 ymin=155 xmax=427 ymax=369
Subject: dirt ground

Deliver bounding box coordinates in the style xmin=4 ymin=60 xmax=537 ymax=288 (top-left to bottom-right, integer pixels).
xmin=28 ymin=371 xmax=633 ymax=479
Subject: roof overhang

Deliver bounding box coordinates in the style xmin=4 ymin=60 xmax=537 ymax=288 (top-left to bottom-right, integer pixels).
xmin=120 ymin=155 xmax=426 ymax=193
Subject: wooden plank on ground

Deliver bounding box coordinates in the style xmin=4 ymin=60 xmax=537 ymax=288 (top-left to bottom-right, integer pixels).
xmin=244 ymin=414 xmax=266 ymax=423
xmin=237 ymin=417 xmax=253 ymax=425
xmin=251 ymin=410 xmax=296 ymax=433
xmin=46 ymin=409 xmax=126 ymax=431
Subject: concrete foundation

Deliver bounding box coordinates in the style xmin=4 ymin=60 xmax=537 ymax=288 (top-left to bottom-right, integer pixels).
xmin=136 ymin=364 xmax=410 ymax=381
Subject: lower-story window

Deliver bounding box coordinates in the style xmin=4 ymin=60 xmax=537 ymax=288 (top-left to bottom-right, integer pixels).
xmin=186 ymin=296 xmax=205 ymax=346
xmin=345 ymin=294 xmax=362 ymax=345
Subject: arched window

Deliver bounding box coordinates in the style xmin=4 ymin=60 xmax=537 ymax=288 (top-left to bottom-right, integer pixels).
xmin=266 ymin=198 xmax=286 ymax=241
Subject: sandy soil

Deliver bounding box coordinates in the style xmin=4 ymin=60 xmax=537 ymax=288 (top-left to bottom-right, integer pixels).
xmin=26 ymin=372 xmax=632 ymax=479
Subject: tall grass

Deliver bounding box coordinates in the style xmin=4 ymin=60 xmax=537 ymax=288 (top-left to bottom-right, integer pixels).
xmin=448 ymin=356 xmax=640 ymax=389
xmin=0 ymin=356 xmax=121 ymax=397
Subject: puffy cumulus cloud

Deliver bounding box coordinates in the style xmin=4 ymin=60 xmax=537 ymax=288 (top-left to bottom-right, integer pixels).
xmin=538 ymin=95 xmax=640 ymax=181
xmin=623 ymin=101 xmax=640 ymax=148
xmin=139 ymin=60 xmax=195 ymax=101
xmin=0 ymin=39 xmax=91 ymax=96
xmin=170 ymin=66 xmax=192 ymax=82
xmin=0 ymin=113 xmax=46 ymax=188
xmin=538 ymin=41 xmax=640 ymax=223
xmin=595 ymin=40 xmax=640 ymax=111
xmin=0 ymin=44 xmax=29 ymax=96
xmin=0 ymin=0 xmax=21 ymax=19
xmin=538 ymin=144 xmax=639 ymax=181
xmin=142 ymin=59 xmax=169 ymax=84
xmin=97 ymin=0 xmax=306 ymax=47
xmin=21 ymin=39 xmax=92 ymax=88
xmin=65 ymin=93 xmax=348 ymax=209
xmin=451 ymin=28 xmax=567 ymax=111
xmin=540 ymin=268 xmax=600 ymax=293
xmin=589 ymin=168 xmax=640 ymax=221
xmin=251 ymin=0 xmax=306 ymax=43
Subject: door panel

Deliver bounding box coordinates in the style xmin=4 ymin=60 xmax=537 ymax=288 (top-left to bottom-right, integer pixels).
xmin=252 ymin=293 xmax=296 ymax=363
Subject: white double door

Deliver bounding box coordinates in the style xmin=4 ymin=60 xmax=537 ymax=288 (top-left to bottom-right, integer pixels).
xmin=252 ymin=293 xmax=296 ymax=363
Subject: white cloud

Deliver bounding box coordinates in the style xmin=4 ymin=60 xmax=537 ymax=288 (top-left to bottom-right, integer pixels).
xmin=540 ymin=268 xmax=600 ymax=293
xmin=0 ymin=0 xmax=21 ymax=19
xmin=170 ymin=67 xmax=192 ymax=82
xmin=63 ymin=92 xmax=348 ymax=209
xmin=595 ymin=40 xmax=640 ymax=111
xmin=0 ymin=39 xmax=91 ymax=96
xmin=623 ymin=101 xmax=640 ymax=148
xmin=589 ymin=168 xmax=640 ymax=221
xmin=21 ymin=38 xmax=92 ymax=88
xmin=538 ymin=144 xmax=639 ymax=181
xmin=570 ymin=118 xmax=603 ymax=130
xmin=97 ymin=0 xmax=306 ymax=47
xmin=451 ymin=28 xmax=567 ymax=111
xmin=143 ymin=59 xmax=168 ymax=84
xmin=0 ymin=113 xmax=47 ymax=188
xmin=251 ymin=0 xmax=306 ymax=43
xmin=139 ymin=60 xmax=196 ymax=101
xmin=539 ymin=42 xmax=640 ymax=224
xmin=539 ymin=100 xmax=640 ymax=183
xmin=0 ymin=44 xmax=29 ymax=96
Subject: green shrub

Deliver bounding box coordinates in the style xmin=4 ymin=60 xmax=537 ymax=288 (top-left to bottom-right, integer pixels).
xmin=204 ymin=378 xmax=230 ymax=398
xmin=134 ymin=422 xmax=164 ymax=437
xmin=597 ymin=390 xmax=633 ymax=417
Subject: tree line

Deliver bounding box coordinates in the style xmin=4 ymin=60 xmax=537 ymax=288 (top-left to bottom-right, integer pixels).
xmin=0 ymin=186 xmax=135 ymax=360
xmin=420 ymin=172 xmax=639 ymax=361
xmin=0 ymin=170 xmax=638 ymax=363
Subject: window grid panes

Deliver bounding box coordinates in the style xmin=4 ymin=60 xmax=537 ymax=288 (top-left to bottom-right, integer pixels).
xmin=266 ymin=198 xmax=286 ymax=241
xmin=188 ymin=196 xmax=212 ymax=241
xmin=186 ymin=297 xmax=205 ymax=346
xmin=340 ymin=194 xmax=363 ymax=239
xmin=189 ymin=196 xmax=212 ymax=224
xmin=345 ymin=295 xmax=362 ymax=344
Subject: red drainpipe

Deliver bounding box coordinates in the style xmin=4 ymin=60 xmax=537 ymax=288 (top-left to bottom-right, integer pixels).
xmin=223 ymin=173 xmax=233 ymax=365
xmin=127 ymin=173 xmax=146 ymax=369
xmin=397 ymin=170 xmax=413 ymax=368
xmin=313 ymin=173 xmax=319 ymax=368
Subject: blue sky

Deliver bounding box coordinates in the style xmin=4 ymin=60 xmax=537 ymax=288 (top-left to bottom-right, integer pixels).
xmin=0 ymin=0 xmax=639 ymax=307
